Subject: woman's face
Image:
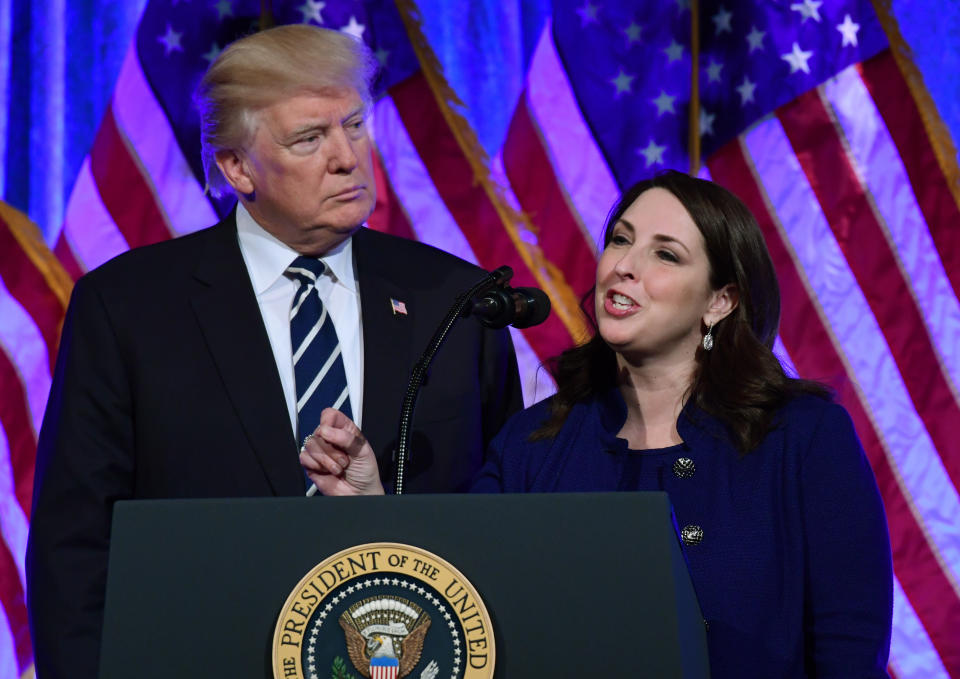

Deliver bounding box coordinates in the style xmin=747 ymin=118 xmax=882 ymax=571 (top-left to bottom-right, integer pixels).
xmin=595 ymin=188 xmax=723 ymax=365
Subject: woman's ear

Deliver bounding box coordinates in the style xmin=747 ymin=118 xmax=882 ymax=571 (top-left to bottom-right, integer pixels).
xmin=704 ymin=284 xmax=739 ymax=326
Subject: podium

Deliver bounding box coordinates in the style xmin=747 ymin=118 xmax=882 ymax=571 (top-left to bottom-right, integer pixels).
xmin=99 ymin=492 xmax=709 ymax=678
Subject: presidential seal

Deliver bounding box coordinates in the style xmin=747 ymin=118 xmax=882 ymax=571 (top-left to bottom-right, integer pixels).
xmin=272 ymin=543 xmax=494 ymax=679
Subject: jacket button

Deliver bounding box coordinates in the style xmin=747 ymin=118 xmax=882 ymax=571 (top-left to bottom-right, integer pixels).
xmin=673 ymin=457 xmax=695 ymax=479
xmin=681 ymin=524 xmax=704 ymax=546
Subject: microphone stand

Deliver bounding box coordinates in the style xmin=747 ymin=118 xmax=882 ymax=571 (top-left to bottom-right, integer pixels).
xmin=392 ymin=266 xmax=513 ymax=495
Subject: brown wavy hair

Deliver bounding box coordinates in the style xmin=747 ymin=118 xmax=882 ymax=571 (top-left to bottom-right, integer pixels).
xmin=533 ymin=170 xmax=829 ymax=452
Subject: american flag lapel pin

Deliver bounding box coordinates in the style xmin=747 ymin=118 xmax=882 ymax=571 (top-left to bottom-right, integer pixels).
xmin=390 ymin=298 xmax=408 ymax=316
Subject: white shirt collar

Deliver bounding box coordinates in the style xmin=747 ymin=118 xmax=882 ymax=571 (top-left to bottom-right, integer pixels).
xmin=235 ymin=202 xmax=358 ymax=294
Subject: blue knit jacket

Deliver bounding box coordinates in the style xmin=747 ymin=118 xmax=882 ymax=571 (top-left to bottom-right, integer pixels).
xmin=474 ymin=388 xmax=892 ymax=678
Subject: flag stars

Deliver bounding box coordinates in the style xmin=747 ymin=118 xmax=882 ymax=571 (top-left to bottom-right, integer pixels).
xmin=705 ymin=59 xmax=723 ymax=83
xmin=790 ymin=0 xmax=823 ymax=23
xmin=374 ymin=47 xmax=390 ymax=66
xmin=610 ymin=69 xmax=635 ymax=97
xmin=712 ymin=6 xmax=732 ymax=35
xmin=664 ymin=39 xmax=684 ymax=63
xmin=638 ymin=139 xmax=666 ymax=167
xmin=340 ymin=16 xmax=366 ymax=40
xmin=214 ymin=0 xmax=232 ymax=20
xmin=736 ymin=76 xmax=757 ymax=105
xmin=202 ymin=43 xmax=222 ymax=63
xmin=746 ymin=26 xmax=765 ymax=53
xmin=700 ymin=108 xmax=716 ymax=136
xmin=652 ymin=90 xmax=676 ymax=116
xmin=298 ymin=0 xmax=325 ymax=24
xmin=782 ymin=42 xmax=813 ymax=74
xmin=157 ymin=24 xmax=183 ymax=56
xmin=623 ymin=22 xmax=642 ymax=46
xmin=674 ymin=0 xmax=691 ymax=11
xmin=837 ymin=14 xmax=860 ymax=47
xmin=576 ymin=1 xmax=599 ymax=27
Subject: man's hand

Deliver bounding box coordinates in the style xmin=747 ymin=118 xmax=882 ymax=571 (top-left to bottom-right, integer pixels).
xmin=299 ymin=408 xmax=385 ymax=495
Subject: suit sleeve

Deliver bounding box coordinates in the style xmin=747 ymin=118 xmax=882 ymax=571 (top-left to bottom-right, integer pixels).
xmin=27 ymin=276 xmax=136 ymax=679
xmin=799 ymin=403 xmax=892 ymax=677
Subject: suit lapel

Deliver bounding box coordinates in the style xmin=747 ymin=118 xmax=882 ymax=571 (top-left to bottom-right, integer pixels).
xmin=354 ymin=228 xmax=415 ymax=466
xmin=189 ymin=215 xmax=303 ymax=495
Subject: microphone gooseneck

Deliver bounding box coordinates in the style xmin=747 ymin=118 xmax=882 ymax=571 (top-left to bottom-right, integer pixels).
xmin=392 ymin=266 xmax=513 ymax=495
xmin=392 ymin=267 xmax=552 ymax=495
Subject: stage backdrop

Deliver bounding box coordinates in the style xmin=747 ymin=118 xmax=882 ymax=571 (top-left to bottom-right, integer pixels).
xmin=2 ymin=1 xmax=960 ymax=677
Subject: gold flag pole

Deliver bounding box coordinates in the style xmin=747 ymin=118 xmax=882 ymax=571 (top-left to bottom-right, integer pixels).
xmin=871 ymin=0 xmax=960 ymax=205
xmin=259 ymin=0 xmax=275 ymax=29
xmin=689 ymin=0 xmax=701 ymax=174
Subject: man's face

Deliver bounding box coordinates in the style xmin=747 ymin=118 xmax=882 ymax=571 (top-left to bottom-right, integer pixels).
xmin=223 ymin=88 xmax=376 ymax=254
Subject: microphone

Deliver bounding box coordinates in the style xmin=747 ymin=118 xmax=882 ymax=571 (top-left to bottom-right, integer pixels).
xmin=470 ymin=286 xmax=551 ymax=329
xmin=393 ymin=264 xmax=542 ymax=494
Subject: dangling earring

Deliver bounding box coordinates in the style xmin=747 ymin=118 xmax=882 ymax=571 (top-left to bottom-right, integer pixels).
xmin=702 ymin=322 xmax=714 ymax=351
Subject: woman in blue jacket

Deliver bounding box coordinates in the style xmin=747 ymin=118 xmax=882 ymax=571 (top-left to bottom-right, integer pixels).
xmin=304 ymin=170 xmax=893 ymax=678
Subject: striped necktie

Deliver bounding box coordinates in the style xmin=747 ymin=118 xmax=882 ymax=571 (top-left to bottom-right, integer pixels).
xmin=286 ymin=256 xmax=353 ymax=448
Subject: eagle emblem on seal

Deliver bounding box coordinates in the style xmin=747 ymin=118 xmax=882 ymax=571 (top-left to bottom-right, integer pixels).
xmin=339 ymin=595 xmax=432 ymax=679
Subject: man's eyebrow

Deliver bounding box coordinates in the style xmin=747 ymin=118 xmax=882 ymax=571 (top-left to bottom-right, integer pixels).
xmin=279 ymin=123 xmax=327 ymax=143
xmin=283 ymin=108 xmax=365 ymax=141
xmin=342 ymin=106 xmax=365 ymax=122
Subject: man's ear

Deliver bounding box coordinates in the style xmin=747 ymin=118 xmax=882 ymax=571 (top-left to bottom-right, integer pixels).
xmin=214 ymin=149 xmax=255 ymax=196
xmin=704 ymin=284 xmax=739 ymax=326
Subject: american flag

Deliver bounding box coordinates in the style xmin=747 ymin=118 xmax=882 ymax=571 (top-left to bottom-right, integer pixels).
xmin=1 ymin=0 xmax=958 ymax=676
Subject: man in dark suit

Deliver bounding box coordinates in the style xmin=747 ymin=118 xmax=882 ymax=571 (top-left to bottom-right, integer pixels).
xmin=27 ymin=25 xmax=522 ymax=679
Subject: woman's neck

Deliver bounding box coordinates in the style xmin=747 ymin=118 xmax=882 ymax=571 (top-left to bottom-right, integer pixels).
xmin=615 ymin=355 xmax=694 ymax=450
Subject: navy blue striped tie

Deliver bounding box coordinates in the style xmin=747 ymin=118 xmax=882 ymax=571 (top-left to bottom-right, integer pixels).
xmin=286 ymin=256 xmax=353 ymax=449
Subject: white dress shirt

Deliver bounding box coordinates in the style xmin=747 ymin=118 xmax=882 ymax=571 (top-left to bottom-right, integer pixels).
xmin=235 ymin=203 xmax=365 ymax=440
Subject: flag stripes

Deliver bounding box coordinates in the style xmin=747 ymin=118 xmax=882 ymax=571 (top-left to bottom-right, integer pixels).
xmin=822 ymin=67 xmax=960 ymax=403
xmin=703 ymin=49 xmax=960 ymax=673
xmin=367 ymin=150 xmax=419 ymax=243
xmin=52 ymin=233 xmax=85 ymax=283
xmin=503 ymin=94 xmax=598 ymax=300
xmin=708 ymin=136 xmax=960 ymax=676
xmin=891 ymin=577 xmax=951 ymax=678
xmin=387 ymin=72 xmax=579 ymax=360
xmin=369 ymin=96 xmax=480 ymax=264
xmin=0 ymin=293 xmax=50 ymax=448
xmin=745 ymin=113 xmax=960 ymax=587
xmin=57 ymin=159 xmax=131 ymax=276
xmin=0 ymin=215 xmax=66 ymax=375
xmin=0 ymin=421 xmax=28 ymax=673
xmin=778 ymin=88 xmax=960 ymax=502
xmin=89 ymin=104 xmax=174 ymax=249
xmin=1 ymin=2 xmax=957 ymax=675
xmin=0 ymin=350 xmax=35 ymax=520
xmin=0 ymin=522 xmax=29 ymax=676
xmin=111 ymin=45 xmax=216 ymax=238
xmin=0 ymin=203 xmax=62 ymax=678
xmin=368 ymin=96 xmax=551 ymax=401
xmin=858 ymin=53 xmax=960 ymax=301
xmin=525 ymin=20 xmax=617 ymax=252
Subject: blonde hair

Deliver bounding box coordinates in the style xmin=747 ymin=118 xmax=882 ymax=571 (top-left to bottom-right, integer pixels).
xmin=195 ymin=25 xmax=377 ymax=197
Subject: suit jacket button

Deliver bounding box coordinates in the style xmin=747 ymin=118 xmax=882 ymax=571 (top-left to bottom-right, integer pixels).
xmin=681 ymin=524 xmax=704 ymax=546
xmin=673 ymin=457 xmax=695 ymax=479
